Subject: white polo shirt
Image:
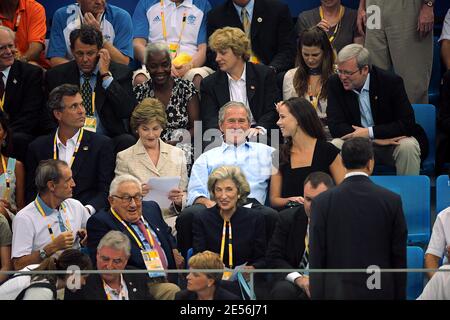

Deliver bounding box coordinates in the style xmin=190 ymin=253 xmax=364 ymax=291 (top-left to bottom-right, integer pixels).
xmin=11 ymin=197 xmax=90 ymax=259
xmin=426 ymin=207 xmax=450 ymax=264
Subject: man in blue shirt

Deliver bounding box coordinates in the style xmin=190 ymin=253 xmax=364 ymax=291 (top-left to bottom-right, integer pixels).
xmin=176 ymin=101 xmax=278 ymax=257
xmin=47 ymin=0 xmax=133 ymax=67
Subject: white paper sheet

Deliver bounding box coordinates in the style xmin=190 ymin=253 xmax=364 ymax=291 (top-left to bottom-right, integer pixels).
xmin=143 ymin=176 xmax=181 ymax=208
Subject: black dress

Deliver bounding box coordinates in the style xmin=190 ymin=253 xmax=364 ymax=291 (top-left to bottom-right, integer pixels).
xmin=280 ymin=140 xmax=339 ymax=197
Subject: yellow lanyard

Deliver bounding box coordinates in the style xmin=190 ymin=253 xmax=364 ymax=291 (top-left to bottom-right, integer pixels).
xmin=219 ymin=219 xmax=233 ymax=268
xmin=0 ymin=93 xmax=5 ymax=112
xmin=90 ymin=92 xmax=96 ymax=115
xmin=307 ymin=83 xmax=323 ymax=112
xmin=319 ymin=5 xmax=344 ymax=44
xmin=1 ymin=155 xmax=10 ymax=198
xmin=160 ymin=0 xmax=188 ymax=56
xmin=53 ymin=128 xmax=84 ymax=168
xmin=110 ymin=208 xmax=155 ymax=249
xmin=34 ymin=199 xmax=72 ymax=241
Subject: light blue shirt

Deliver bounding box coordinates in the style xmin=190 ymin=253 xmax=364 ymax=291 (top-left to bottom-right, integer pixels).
xmin=79 ymin=65 xmax=113 ymax=135
xmin=187 ymin=141 xmax=275 ymax=206
xmin=352 ymin=74 xmax=374 ymax=139
xmin=233 ymin=0 xmax=254 ymax=23
xmin=35 ymin=195 xmax=66 ymax=232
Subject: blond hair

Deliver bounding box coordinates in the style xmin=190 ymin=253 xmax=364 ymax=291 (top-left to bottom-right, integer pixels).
xmin=209 ymin=27 xmax=250 ymax=61
xmin=207 ymin=166 xmax=250 ymax=206
xmin=189 ymin=250 xmax=224 ymax=282
xmin=130 ymin=98 xmax=167 ymax=132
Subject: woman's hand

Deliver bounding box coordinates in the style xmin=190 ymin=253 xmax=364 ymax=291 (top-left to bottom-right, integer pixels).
xmin=141 ymin=183 xmax=150 ymax=196
xmin=168 ymin=188 xmax=184 ymax=207
xmin=287 ymin=196 xmax=304 ymax=204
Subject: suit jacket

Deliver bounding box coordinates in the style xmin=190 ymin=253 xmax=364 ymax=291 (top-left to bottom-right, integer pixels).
xmin=309 ymin=175 xmax=407 ymax=300
xmin=192 ymin=205 xmax=267 ymax=269
xmin=64 ymin=269 xmax=154 ymax=300
xmin=266 ymin=206 xmax=308 ymax=279
xmin=200 ymin=62 xmax=279 ymax=131
xmin=3 ymin=60 xmax=45 ymax=135
xmin=115 ymin=138 xmax=188 ymax=191
xmin=25 ymin=129 xmax=114 ymax=211
xmin=327 ymin=65 xmax=428 ymax=157
xmin=87 ymin=201 xmax=178 ymax=283
xmin=206 ymin=0 xmax=296 ymax=73
xmin=44 ymin=61 xmax=136 ymax=137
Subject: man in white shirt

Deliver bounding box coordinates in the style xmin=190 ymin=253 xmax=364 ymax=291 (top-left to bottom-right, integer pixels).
xmin=267 ymin=171 xmax=334 ymax=299
xmin=12 ymin=159 xmax=90 ymax=270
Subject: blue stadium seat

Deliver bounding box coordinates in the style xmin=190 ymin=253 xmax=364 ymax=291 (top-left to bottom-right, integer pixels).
xmin=370 ymin=175 xmax=430 ymax=245
xmin=436 ymin=175 xmax=450 ymax=214
xmin=373 ymin=104 xmax=436 ymax=176
xmin=407 ymin=246 xmax=424 ymax=300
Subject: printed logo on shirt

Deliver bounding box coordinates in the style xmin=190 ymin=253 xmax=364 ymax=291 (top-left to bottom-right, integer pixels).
xmin=187 ymin=15 xmax=197 ymax=25
xmin=153 ymin=15 xmax=161 ymax=23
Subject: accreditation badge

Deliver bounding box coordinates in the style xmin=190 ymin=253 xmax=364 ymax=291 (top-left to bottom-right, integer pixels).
xmin=222 ymin=269 xmax=233 ymax=281
xmin=84 ymin=116 xmax=97 ymax=132
xmin=141 ymin=249 xmax=165 ymax=278
xmin=169 ymin=43 xmax=179 ymax=59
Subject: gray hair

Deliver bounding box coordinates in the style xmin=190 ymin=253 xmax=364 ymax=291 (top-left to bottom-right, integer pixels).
xmin=0 ymin=26 xmax=15 ymax=41
xmin=207 ymin=166 xmax=250 ymax=206
xmin=144 ymin=42 xmax=171 ymax=64
xmin=35 ymin=159 xmax=69 ymax=193
xmin=337 ymin=44 xmax=371 ymax=69
xmin=48 ymin=84 xmax=80 ymax=111
xmin=97 ymin=231 xmax=131 ymax=257
xmin=109 ymin=174 xmax=142 ymax=196
xmin=218 ymin=101 xmax=251 ymax=126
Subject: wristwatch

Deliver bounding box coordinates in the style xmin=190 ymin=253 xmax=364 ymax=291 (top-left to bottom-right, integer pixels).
xmin=424 ymin=0 xmax=434 ymax=7
xmin=39 ymin=248 xmax=48 ymax=260
xmin=100 ymin=71 xmax=112 ymax=79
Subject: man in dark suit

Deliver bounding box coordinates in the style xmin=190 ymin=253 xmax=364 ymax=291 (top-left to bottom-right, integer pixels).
xmin=201 ymin=27 xmax=279 ymax=137
xmin=309 ymin=137 xmax=408 ymax=300
xmin=65 ymin=230 xmax=154 ymax=300
xmin=327 ymin=43 xmax=427 ymax=176
xmin=0 ymin=26 xmax=46 ymax=161
xmin=267 ymin=171 xmax=334 ymax=300
xmin=206 ymin=0 xmax=296 ymax=77
xmin=45 ymin=24 xmax=136 ymax=154
xmin=87 ymin=175 xmax=184 ymax=300
xmin=26 ymin=84 xmax=114 ymax=214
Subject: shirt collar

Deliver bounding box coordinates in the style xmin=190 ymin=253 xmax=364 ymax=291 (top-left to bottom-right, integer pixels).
xmin=35 ymin=195 xmax=55 ymax=216
xmin=352 ymin=73 xmax=370 ymax=95
xmin=220 ymin=140 xmax=251 ymax=152
xmin=344 ymin=171 xmax=369 ymax=179
xmin=80 ymin=64 xmax=100 ymax=78
xmin=233 ymin=0 xmax=255 ymax=17
xmin=226 ymin=63 xmax=246 ymax=82
xmin=56 ymin=128 xmax=81 ymax=147
xmin=1 ymin=66 xmax=11 ymax=84
xmin=165 ymin=0 xmax=193 ymax=8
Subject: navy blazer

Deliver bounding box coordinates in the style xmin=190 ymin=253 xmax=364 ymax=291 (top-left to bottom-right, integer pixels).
xmin=87 ymin=201 xmax=177 ymax=282
xmin=200 ymin=62 xmax=279 ymax=132
xmin=25 ymin=129 xmax=114 ymax=211
xmin=3 ymin=60 xmax=45 ymax=135
xmin=44 ymin=60 xmax=136 ymax=137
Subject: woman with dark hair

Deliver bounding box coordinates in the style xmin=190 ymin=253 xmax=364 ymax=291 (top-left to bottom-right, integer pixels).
xmin=283 ymin=27 xmax=335 ymax=139
xmin=0 ymin=248 xmax=92 ymax=300
xmin=270 ymin=97 xmax=345 ymax=209
xmin=0 ymin=112 xmax=25 ymax=224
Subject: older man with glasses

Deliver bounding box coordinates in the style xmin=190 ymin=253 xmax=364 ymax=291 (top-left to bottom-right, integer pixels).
xmin=87 ymin=174 xmax=183 ymax=300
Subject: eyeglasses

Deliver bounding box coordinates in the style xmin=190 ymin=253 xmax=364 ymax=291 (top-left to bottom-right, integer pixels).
xmin=112 ymin=194 xmax=143 ymax=204
xmin=336 ymin=68 xmax=361 ymax=77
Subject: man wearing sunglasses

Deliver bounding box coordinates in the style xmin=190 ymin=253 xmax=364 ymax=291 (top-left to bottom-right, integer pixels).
xmin=327 ymin=44 xmax=427 ymax=176
xmin=87 ymin=174 xmax=183 ymax=300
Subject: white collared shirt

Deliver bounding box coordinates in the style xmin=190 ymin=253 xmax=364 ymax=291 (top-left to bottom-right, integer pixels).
xmin=1 ymin=66 xmax=11 ymax=88
xmin=344 ymin=171 xmax=369 ymax=179
xmin=56 ymin=128 xmax=81 ymax=166
xmin=227 ymin=64 xmax=256 ymax=125
xmin=103 ymin=275 xmax=129 ymax=300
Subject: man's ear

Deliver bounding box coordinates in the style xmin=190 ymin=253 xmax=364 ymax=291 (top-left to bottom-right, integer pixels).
xmin=53 ymin=109 xmax=62 ymax=122
xmin=47 ymin=180 xmax=55 ymax=193
xmin=367 ymin=158 xmax=375 ymax=175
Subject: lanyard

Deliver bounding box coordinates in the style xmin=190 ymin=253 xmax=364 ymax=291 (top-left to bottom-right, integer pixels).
xmin=319 ymin=5 xmax=344 ymax=44
xmin=53 ymin=128 xmax=84 ymax=168
xmin=0 ymin=93 xmax=5 ymax=112
xmin=91 ymin=92 xmax=96 ymax=114
xmin=110 ymin=208 xmax=155 ymax=249
xmin=160 ymin=0 xmax=188 ymax=56
xmin=219 ymin=219 xmax=233 ymax=268
xmin=307 ymin=83 xmax=323 ymax=113
xmin=35 ymin=199 xmax=72 ymax=241
xmin=1 ymin=155 xmax=10 ymax=198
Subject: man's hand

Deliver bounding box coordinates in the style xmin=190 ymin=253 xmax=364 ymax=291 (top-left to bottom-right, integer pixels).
xmin=294 ymin=275 xmax=311 ymax=298
xmin=246 ymin=128 xmax=265 ymax=139
xmin=83 ymin=12 xmax=103 ymax=31
xmin=373 ymin=136 xmax=407 ymax=146
xmin=77 ymin=229 xmax=88 ymax=247
xmin=52 ymin=231 xmax=75 ymax=251
xmin=98 ymin=49 xmax=111 ymax=75
xmin=172 ymin=249 xmax=185 ymax=269
xmin=341 ymin=126 xmax=369 ymax=140
xmin=417 ymin=4 xmax=434 ymax=39
xmin=317 ymin=19 xmax=332 ymax=32
xmin=356 ymin=0 xmax=367 ymax=36
xmin=241 ymin=265 xmax=255 ymax=282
